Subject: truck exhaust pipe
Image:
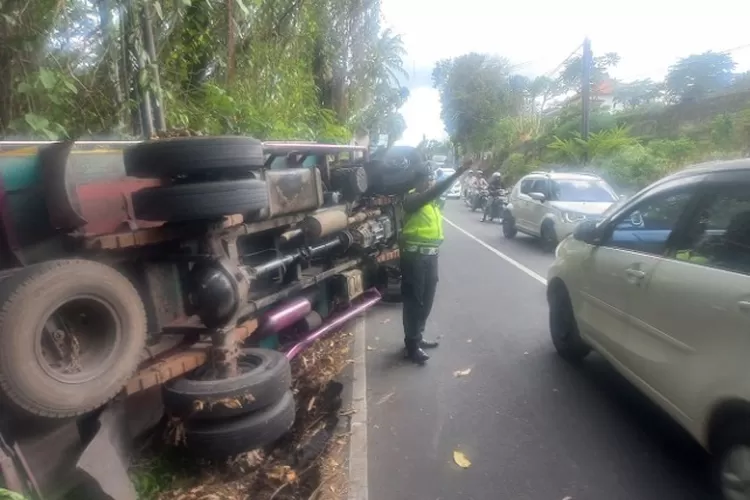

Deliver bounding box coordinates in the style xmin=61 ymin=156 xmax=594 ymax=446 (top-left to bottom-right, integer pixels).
xmin=284 ymin=288 xmax=381 ymax=360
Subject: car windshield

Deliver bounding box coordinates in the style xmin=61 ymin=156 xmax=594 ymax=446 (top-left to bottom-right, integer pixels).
xmin=551 ymin=179 xmax=617 ymax=203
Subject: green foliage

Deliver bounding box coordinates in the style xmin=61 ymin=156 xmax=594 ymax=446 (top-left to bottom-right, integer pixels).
xmin=0 ymin=489 xmax=28 ymax=500
xmin=666 ymin=51 xmax=736 ymax=103
xmin=647 ymin=137 xmax=698 ymax=166
xmin=559 ymin=52 xmax=620 ymax=92
xmin=613 ymin=79 xmax=663 ymax=109
xmin=432 ymin=53 xmax=517 ymax=153
xmin=547 ymin=126 xmax=637 ymax=164
xmin=596 ymin=144 xmax=668 ymax=189
xmin=501 ymin=152 xmax=538 ymax=184
xmin=2 ymin=0 xmax=407 ymax=142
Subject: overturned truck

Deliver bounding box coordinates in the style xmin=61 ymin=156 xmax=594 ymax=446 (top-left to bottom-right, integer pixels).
xmin=0 ymin=137 xmax=423 ymax=499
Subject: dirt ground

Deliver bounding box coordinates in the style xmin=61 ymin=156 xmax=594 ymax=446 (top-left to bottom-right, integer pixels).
xmin=130 ymin=330 xmax=354 ymax=500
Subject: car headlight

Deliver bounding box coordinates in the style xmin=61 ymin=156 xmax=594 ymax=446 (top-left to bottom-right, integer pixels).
xmin=562 ymin=212 xmax=587 ymax=224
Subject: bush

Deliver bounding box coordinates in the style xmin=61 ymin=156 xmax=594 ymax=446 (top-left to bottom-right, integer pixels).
xmin=595 ymin=144 xmax=669 ymax=190
xmin=646 ymin=137 xmax=697 ymax=166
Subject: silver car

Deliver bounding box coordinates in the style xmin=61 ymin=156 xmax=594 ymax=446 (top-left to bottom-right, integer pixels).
xmin=503 ymin=171 xmax=619 ymax=251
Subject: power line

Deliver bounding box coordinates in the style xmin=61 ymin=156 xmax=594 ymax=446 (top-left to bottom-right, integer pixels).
xmin=543 ymin=43 xmax=583 ymax=78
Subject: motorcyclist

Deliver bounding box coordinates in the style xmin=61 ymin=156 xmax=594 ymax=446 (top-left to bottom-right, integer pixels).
xmin=488 ymin=171 xmax=503 ymax=193
xmin=482 ymin=172 xmax=505 ymax=222
xmin=462 ymin=170 xmax=476 ymax=199
xmin=476 ymin=171 xmax=489 ymax=190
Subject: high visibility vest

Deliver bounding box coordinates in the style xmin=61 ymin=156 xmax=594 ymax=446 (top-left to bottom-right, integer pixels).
xmin=401 ymin=189 xmax=444 ymax=247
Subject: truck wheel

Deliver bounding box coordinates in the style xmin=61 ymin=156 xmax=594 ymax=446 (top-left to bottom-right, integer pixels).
xmin=124 ymin=136 xmax=265 ymax=178
xmin=0 ymin=260 xmax=147 ymax=418
xmin=132 ymin=179 xmax=269 ymax=222
xmin=330 ymin=166 xmax=369 ymax=200
xmin=163 ymin=348 xmax=292 ymax=420
xmin=182 ymin=390 xmax=296 ymax=459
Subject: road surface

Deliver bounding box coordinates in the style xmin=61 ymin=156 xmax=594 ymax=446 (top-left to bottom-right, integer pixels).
xmin=362 ymin=200 xmax=714 ymax=500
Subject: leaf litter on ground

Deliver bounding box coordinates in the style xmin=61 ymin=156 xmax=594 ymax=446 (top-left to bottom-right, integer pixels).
xmin=452 ymin=450 xmax=472 ymax=469
xmin=453 ymin=368 xmax=472 ymax=377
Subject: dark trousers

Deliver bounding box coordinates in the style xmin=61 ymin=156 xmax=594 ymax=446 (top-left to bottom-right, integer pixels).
xmin=400 ymin=252 xmax=439 ymax=347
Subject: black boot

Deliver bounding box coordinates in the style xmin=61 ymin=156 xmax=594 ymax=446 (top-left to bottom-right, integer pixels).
xmin=404 ymin=342 xmax=429 ymax=365
xmin=419 ymin=338 xmax=440 ymax=349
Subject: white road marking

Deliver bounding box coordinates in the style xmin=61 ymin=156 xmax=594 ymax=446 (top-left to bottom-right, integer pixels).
xmin=348 ymin=317 xmax=369 ymax=500
xmin=443 ymin=217 xmax=548 ymax=286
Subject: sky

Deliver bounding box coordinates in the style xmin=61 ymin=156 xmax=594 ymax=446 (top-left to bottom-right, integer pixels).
xmin=380 ymin=0 xmax=750 ymax=146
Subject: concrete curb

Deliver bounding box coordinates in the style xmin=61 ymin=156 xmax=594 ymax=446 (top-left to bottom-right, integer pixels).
xmin=341 ymin=317 xmax=368 ymax=500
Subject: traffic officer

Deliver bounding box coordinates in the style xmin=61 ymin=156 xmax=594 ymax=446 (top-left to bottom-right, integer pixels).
xmin=400 ymin=158 xmax=473 ymax=364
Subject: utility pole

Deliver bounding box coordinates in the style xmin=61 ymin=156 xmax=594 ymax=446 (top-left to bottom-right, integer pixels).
xmin=581 ymin=37 xmax=592 ymax=162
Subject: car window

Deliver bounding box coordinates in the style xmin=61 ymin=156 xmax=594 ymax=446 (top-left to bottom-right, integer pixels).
xmin=670 ymin=187 xmax=750 ymax=275
xmin=550 ymin=179 xmax=617 ymax=203
xmin=520 ymin=179 xmax=534 ymax=194
xmin=602 ymin=191 xmax=693 ymax=255
xmin=529 ymin=179 xmax=549 ymax=196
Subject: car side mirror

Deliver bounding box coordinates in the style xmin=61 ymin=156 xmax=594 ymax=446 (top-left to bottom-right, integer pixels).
xmin=572 ymin=220 xmax=600 ymax=245
xmin=528 ymin=191 xmax=546 ymax=202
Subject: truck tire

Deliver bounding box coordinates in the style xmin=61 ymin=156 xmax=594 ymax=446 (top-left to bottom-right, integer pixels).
xmin=0 ymin=260 xmax=147 ymax=418
xmin=182 ymin=390 xmax=296 ymax=459
xmin=163 ymin=348 xmax=292 ymax=420
xmin=124 ymin=136 xmax=265 ymax=178
xmin=330 ymin=166 xmax=368 ymax=200
xmin=132 ymin=179 xmax=269 ymax=222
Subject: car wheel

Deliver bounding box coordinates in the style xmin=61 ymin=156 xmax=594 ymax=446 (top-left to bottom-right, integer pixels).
xmin=0 ymin=260 xmax=147 ymax=418
xmin=541 ymin=220 xmax=558 ymax=253
xmin=124 ymin=136 xmax=265 ymax=178
xmin=548 ymin=281 xmax=590 ymax=363
xmin=713 ymin=420 xmax=750 ymax=500
xmin=503 ymin=216 xmax=517 ymax=239
xmin=182 ymin=391 xmax=296 ymax=459
xmin=163 ymin=348 xmax=292 ymax=420
xmin=132 ymin=179 xmax=269 ymax=222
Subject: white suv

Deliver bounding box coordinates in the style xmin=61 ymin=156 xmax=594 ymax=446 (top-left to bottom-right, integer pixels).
xmin=547 ymin=159 xmax=750 ymax=499
xmin=503 ymin=171 xmax=619 ymax=251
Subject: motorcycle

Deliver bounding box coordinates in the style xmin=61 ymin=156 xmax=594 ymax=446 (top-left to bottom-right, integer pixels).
xmin=481 ymin=189 xmax=507 ymax=222
xmin=470 ymin=189 xmax=488 ymax=212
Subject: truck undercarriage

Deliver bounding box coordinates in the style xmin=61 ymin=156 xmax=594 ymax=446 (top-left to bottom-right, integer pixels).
xmin=0 ymin=137 xmax=422 ymax=499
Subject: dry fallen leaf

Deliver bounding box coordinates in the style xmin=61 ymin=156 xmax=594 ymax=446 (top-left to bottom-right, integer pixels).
xmin=366 ymin=346 xmax=375 ymax=351
xmin=381 ymin=318 xmax=391 ymax=324
xmin=453 ymin=450 xmax=472 ymax=468
xmin=453 ymin=368 xmax=472 ymax=377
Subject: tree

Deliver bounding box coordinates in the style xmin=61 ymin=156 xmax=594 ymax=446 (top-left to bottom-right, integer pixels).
xmin=1 ymin=0 xmax=408 ymax=142
xmin=559 ymin=52 xmax=620 ymax=92
xmin=613 ymin=79 xmax=664 ymax=109
xmin=432 ymin=53 xmax=516 ymax=154
xmin=665 ymin=51 xmax=736 ymax=103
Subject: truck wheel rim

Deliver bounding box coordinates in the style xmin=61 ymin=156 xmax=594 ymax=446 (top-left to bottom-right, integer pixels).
xmin=35 ymin=295 xmax=122 ymax=384
xmin=722 ymin=445 xmax=750 ymax=500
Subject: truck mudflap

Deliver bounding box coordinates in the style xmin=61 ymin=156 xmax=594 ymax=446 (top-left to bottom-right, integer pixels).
xmin=76 ymin=404 xmax=137 ymax=500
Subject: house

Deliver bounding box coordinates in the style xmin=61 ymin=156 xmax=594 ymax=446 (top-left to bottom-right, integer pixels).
xmin=543 ymin=78 xmax=618 ymax=117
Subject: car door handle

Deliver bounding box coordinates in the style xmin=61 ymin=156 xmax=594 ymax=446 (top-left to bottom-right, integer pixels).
xmin=626 ymin=268 xmax=646 ymax=279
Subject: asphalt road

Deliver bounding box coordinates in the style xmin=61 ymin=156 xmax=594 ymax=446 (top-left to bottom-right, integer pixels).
xmin=364 ymin=200 xmax=714 ymax=500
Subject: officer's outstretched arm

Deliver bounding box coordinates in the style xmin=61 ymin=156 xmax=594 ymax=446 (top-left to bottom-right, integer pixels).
xmin=403 ymin=168 xmax=467 ymax=213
